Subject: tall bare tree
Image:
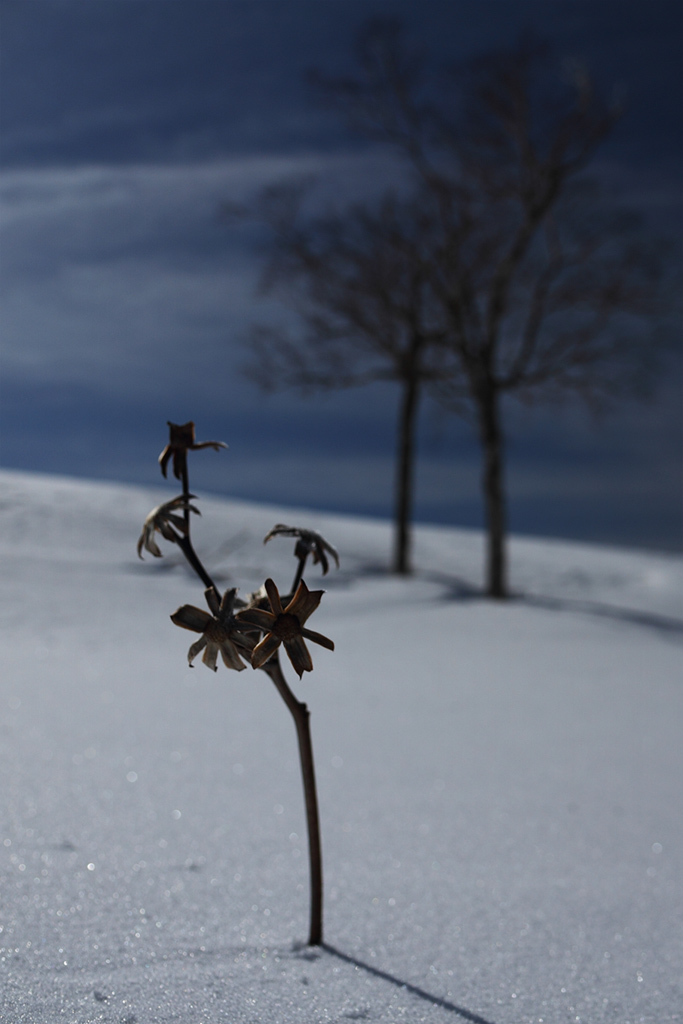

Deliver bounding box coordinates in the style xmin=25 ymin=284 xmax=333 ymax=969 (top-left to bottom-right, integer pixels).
xmin=243 ymin=184 xmax=450 ymax=574
xmin=308 ymin=24 xmax=668 ymax=596
xmin=237 ymin=24 xmax=668 ymax=594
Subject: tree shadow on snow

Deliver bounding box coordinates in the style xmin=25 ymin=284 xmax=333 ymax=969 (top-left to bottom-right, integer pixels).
xmin=512 ymin=592 xmax=683 ymax=640
xmin=348 ymin=560 xmax=484 ymax=601
xmin=311 ymin=943 xmax=500 ymax=1023
xmin=397 ymin=565 xmax=683 ymax=641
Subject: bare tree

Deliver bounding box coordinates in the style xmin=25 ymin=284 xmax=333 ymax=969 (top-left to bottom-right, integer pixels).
xmin=243 ymin=183 xmax=450 ymax=574
xmin=309 ymin=24 xmax=668 ymax=597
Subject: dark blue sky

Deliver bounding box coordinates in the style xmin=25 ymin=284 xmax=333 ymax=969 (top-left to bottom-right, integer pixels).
xmin=0 ymin=0 xmax=681 ymax=551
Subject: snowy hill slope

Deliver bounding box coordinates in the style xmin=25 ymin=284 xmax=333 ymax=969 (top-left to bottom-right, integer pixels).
xmin=0 ymin=468 xmax=681 ymax=1024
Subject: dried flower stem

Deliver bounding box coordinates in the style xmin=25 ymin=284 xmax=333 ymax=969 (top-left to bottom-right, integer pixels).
xmin=290 ymin=555 xmax=307 ymax=596
xmin=176 ymin=458 xmax=219 ymax=593
xmin=179 ymin=460 xmax=192 ymax=532
xmin=262 ymin=656 xmax=323 ymax=946
xmin=169 ymin=439 xmax=324 ymax=946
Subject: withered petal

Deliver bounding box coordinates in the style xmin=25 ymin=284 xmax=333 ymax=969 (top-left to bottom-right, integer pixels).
xmin=320 ymin=536 xmax=340 ymax=569
xmin=264 ymin=578 xmax=283 ymax=617
xmin=283 ymin=635 xmax=313 ymax=678
xmin=136 ymin=530 xmax=153 ymax=559
xmin=189 ymin=440 xmax=228 ymax=452
xmin=139 ymin=530 xmax=162 ymax=559
xmin=235 ymin=607 xmax=275 ymax=632
xmin=158 ymin=445 xmax=172 ymax=478
xmin=164 ymin=512 xmax=189 ymax=530
xmin=230 ymin=629 xmax=257 ymax=653
xmin=202 ymin=642 xmax=219 ymax=672
xmin=171 ymin=604 xmax=212 ymax=633
xmin=285 ymin=580 xmax=323 ymax=625
xmin=263 ymin=524 xmax=297 ymax=544
xmin=251 ymin=632 xmax=282 ymax=669
xmin=218 ymin=588 xmax=238 ymax=622
xmin=313 ymin=548 xmax=329 ymax=575
xmin=205 ymin=587 xmax=221 ymax=617
xmin=158 ymin=519 xmax=181 ymax=542
xmin=301 ymin=627 xmax=334 ymax=652
xmin=163 ymin=495 xmax=200 ymax=519
xmin=219 ymin=640 xmax=247 ymax=671
xmin=187 ymin=636 xmax=207 ymax=666
xmin=171 ymin=449 xmax=186 ymax=481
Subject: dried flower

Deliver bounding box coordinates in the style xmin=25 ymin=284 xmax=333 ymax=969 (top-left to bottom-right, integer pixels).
xmin=264 ymin=524 xmax=340 ymax=576
xmin=236 ymin=578 xmax=334 ymax=678
xmin=137 ymin=495 xmax=200 ymax=559
xmin=158 ymin=421 xmax=227 ymax=480
xmin=171 ymin=588 xmax=255 ymax=672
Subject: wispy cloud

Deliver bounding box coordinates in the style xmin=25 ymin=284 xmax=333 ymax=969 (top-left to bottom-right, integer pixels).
xmin=0 ymin=152 xmax=400 ymax=403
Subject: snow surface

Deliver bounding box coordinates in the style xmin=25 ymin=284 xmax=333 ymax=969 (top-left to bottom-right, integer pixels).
xmin=0 ymin=467 xmax=681 ymax=1024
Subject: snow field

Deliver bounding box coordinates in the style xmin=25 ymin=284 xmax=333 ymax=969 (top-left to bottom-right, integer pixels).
xmin=0 ymin=468 xmax=681 ymax=1023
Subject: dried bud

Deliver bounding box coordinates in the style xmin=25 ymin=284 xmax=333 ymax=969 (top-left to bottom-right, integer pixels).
xmin=264 ymin=524 xmax=339 ymax=576
xmin=158 ymin=421 xmax=227 ymax=480
xmin=137 ymin=495 xmax=200 ymax=559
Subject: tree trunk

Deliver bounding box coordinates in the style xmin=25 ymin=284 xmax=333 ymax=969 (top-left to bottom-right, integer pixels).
xmin=478 ymin=387 xmax=508 ymax=599
xmin=393 ymin=373 xmax=420 ymax=575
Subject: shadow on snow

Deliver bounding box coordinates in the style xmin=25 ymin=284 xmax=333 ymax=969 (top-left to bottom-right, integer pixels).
xmin=291 ymin=943 xmax=500 ymax=1023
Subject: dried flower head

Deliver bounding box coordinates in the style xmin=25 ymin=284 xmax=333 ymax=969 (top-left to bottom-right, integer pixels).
xmin=264 ymin=524 xmax=340 ymax=576
xmin=236 ymin=578 xmax=334 ymax=678
xmin=171 ymin=587 xmax=255 ymax=672
xmin=137 ymin=495 xmax=200 ymax=559
xmin=158 ymin=421 xmax=227 ymax=480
